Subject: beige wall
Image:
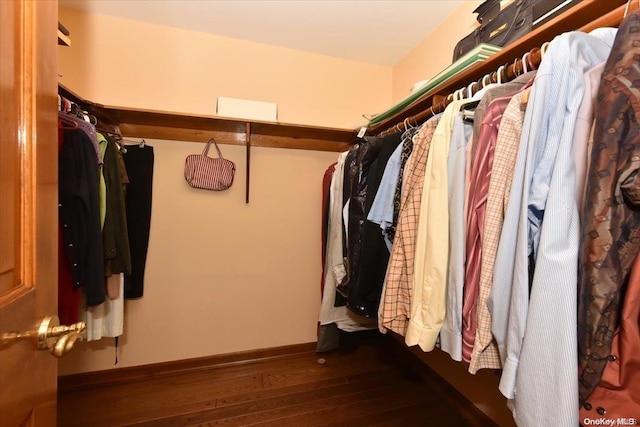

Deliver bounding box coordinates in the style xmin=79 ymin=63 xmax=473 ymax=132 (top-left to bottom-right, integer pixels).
xmin=392 ymin=1 xmax=518 ymax=103
xmin=57 ymin=7 xmax=389 ymax=374
xmin=58 ymin=8 xmax=391 ymax=129
xmin=59 ymin=142 xmax=337 ymax=374
xmin=392 ymin=1 xmax=482 ymax=103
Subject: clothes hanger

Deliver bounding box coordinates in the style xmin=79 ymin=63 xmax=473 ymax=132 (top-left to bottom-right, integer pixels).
xmin=521 ymin=52 xmax=530 ymax=74
xmin=401 ymin=118 xmax=418 ymax=140
xmin=121 ymin=138 xmax=146 ymax=147
xmin=482 ymin=74 xmax=491 ymax=89
xmin=512 ymin=57 xmax=521 ymax=77
xmin=460 ymin=79 xmax=483 ymax=113
xmin=496 ymin=65 xmax=506 ymax=85
xmin=58 ymin=113 xmax=79 ymax=130
xmin=520 ymin=49 xmax=540 ymax=105
xmin=540 ymin=42 xmax=550 ymax=61
xmin=490 ymin=70 xmax=499 ymax=84
xmin=467 ymin=81 xmax=477 ymax=99
xmin=118 ymin=138 xmax=147 ymax=153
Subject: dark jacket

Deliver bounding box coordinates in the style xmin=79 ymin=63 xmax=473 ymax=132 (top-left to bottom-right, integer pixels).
xmin=336 ymin=134 xmax=403 ymax=317
xmin=59 ymin=129 xmax=105 ymax=307
xmin=102 ymin=138 xmax=132 ymax=277
xmin=350 ymin=132 xmax=402 ymax=317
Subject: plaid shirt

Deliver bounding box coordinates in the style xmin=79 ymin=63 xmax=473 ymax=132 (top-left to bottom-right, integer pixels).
xmin=378 ymin=116 xmax=440 ymax=335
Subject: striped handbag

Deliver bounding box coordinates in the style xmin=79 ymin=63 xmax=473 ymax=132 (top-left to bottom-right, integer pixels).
xmin=184 ymin=138 xmax=236 ymax=191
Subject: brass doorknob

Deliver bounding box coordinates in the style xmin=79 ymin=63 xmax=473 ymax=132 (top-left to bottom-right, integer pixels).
xmin=0 ymin=315 xmax=85 ymax=358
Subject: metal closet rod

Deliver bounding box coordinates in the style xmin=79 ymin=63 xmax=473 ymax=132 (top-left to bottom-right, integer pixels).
xmin=378 ymin=45 xmax=543 ymax=137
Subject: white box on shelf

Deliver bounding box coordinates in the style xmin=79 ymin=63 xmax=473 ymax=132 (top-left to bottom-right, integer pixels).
xmin=216 ymin=97 xmax=278 ymax=122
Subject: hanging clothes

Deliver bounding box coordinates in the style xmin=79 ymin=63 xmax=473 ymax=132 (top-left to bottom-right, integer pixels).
xmin=441 ymin=113 xmax=472 ymax=362
xmin=378 ymin=115 xmax=441 ymax=336
xmin=122 ymin=144 xmax=155 ymax=299
xmin=59 ymin=111 xmax=103 ymax=166
xmin=102 ymin=136 xmax=132 ymax=277
xmin=409 ymin=98 xmax=469 ymax=352
xmin=83 ymin=136 xmax=132 ymax=342
xmin=58 ymin=125 xmax=105 ymax=307
xmin=461 ymin=72 xmax=536 ymax=368
xmin=324 ymin=15 xmax=640 ymax=425
xmin=349 ymin=132 xmax=403 ymax=318
xmin=336 ymin=136 xmax=383 ymax=305
xmin=57 ymin=124 xmax=80 ymax=325
xmin=82 ymin=273 xmax=124 ymax=341
xmin=387 ymin=130 xmax=415 ymax=243
xmin=470 ymin=85 xmax=532 ymax=374
xmin=579 ymin=252 xmax=640 ymax=420
xmin=367 ymin=135 xmax=408 ymax=251
xmin=578 ymin=12 xmax=640 ymax=405
xmin=493 ymin=29 xmax=617 ymax=427
xmin=318 ymin=152 xmax=375 ymax=352
xmin=573 ymin=62 xmax=605 ymax=212
xmin=320 ymin=162 xmax=337 ymax=298
xmin=440 ymin=82 xmax=509 ymax=362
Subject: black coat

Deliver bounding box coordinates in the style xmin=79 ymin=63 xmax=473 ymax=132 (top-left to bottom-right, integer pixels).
xmin=59 ymin=129 xmax=105 ymax=307
xmin=336 ymin=132 xmax=402 ymax=317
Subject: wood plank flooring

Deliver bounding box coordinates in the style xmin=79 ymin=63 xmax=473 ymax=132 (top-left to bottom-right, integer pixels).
xmin=58 ymin=337 xmax=489 ymax=427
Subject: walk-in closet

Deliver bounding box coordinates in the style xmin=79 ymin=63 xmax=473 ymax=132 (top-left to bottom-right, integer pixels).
xmin=1 ymin=1 xmax=639 ymax=426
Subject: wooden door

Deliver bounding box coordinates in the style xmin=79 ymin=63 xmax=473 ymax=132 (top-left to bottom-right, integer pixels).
xmin=0 ymin=0 xmax=59 ymax=426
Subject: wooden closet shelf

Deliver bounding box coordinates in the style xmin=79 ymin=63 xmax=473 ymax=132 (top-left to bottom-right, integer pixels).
xmin=367 ymin=0 xmax=628 ymax=135
xmin=58 ymin=84 xmax=355 ymax=152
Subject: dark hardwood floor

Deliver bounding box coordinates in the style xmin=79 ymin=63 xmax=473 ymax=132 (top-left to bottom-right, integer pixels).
xmin=58 ymin=335 xmax=490 ymax=427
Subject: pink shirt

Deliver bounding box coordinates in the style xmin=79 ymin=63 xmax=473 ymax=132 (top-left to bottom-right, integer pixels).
xmin=462 ymin=96 xmax=511 ymax=363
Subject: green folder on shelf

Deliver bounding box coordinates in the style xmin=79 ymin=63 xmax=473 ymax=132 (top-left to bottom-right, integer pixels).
xmin=368 ymin=43 xmax=502 ymax=126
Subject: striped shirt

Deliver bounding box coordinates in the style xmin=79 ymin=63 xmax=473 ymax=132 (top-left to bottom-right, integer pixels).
xmin=489 ymin=29 xmax=616 ymax=427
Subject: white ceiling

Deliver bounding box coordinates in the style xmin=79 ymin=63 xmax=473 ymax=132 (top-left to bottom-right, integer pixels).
xmin=58 ymin=0 xmax=465 ymax=66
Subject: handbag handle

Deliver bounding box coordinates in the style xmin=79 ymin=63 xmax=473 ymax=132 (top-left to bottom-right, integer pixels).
xmin=202 ymin=138 xmax=224 ymax=159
